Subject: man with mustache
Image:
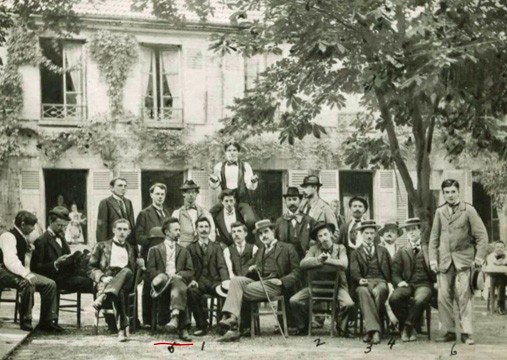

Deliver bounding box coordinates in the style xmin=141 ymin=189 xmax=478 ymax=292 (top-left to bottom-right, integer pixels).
xmin=299 ymin=176 xmax=338 ymax=233
xmin=338 ymin=196 xmax=373 ymax=259
xmin=186 ymin=217 xmax=229 ymax=336
xmin=217 ymin=219 xmax=301 ymax=342
xmin=275 ymin=187 xmax=316 ymax=259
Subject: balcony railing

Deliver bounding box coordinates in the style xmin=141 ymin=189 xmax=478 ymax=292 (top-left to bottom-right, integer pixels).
xmin=42 ymin=103 xmax=86 ymax=121
xmin=141 ymin=107 xmax=184 ymax=128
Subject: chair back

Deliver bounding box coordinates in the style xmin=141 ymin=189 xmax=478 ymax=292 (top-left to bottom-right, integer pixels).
xmin=307 ymin=265 xmax=340 ymax=302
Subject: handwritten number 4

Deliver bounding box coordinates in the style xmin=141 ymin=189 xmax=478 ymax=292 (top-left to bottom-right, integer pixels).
xmin=387 ymin=337 xmax=396 ymax=349
xmin=314 ymin=338 xmax=325 ymax=347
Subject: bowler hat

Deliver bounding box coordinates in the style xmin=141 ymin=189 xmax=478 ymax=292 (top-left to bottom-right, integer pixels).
xmin=283 ymin=187 xmax=303 ymax=198
xmin=48 ymin=207 xmax=70 ymax=221
xmin=356 ymin=219 xmax=381 ymax=232
xmin=180 ymin=180 xmax=200 ymax=192
xmin=147 ymin=226 xmax=165 ymax=248
xmin=150 ymin=273 xmax=171 ymax=298
xmin=379 ymin=220 xmax=403 ymax=237
xmin=400 ymin=217 xmax=422 ymax=229
xmin=252 ymin=219 xmax=275 ymax=234
xmin=470 ymin=267 xmax=485 ymax=291
xmin=310 ymin=221 xmax=336 ymax=240
xmin=300 ymin=175 xmax=323 ymax=188
xmin=215 ymin=280 xmax=231 ymax=298
xmin=348 ymin=196 xmax=369 ymax=212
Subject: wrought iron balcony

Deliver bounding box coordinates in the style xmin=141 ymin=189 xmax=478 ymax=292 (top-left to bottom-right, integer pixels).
xmin=141 ymin=106 xmax=184 ymax=128
xmin=42 ymin=103 xmax=86 ymax=121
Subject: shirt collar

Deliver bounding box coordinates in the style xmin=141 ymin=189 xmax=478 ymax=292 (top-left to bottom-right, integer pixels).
xmin=198 ymin=238 xmax=210 ymax=247
xmin=112 ymin=237 xmax=127 ymax=247
xmin=13 ymin=225 xmax=27 ymax=240
xmin=152 ymin=204 xmax=164 ymax=212
xmin=47 ymin=228 xmax=56 ymax=237
xmin=235 ymin=241 xmax=246 ymax=250
xmin=410 ymin=240 xmax=421 ymax=248
xmin=265 ymin=239 xmax=278 ymax=252
xmin=112 ymin=193 xmax=124 ymax=202
xmin=164 ymin=239 xmax=176 ymax=249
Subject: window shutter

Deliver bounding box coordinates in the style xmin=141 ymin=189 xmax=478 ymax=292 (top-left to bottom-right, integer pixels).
xmin=20 ymin=170 xmax=43 ymax=226
xmin=319 ymin=170 xmax=339 ymax=204
xmin=395 ymin=171 xmax=409 ymax=241
xmin=119 ymin=170 xmax=141 ymax=217
xmin=374 ymin=170 xmax=397 ymax=224
xmin=89 ymin=170 xmax=112 ymax=248
xmin=223 ymin=52 xmax=244 ymax=117
xmin=288 ymin=170 xmax=309 ymax=188
xmin=205 ymin=53 xmax=223 ymax=123
xmin=185 ymin=47 xmax=206 ymax=124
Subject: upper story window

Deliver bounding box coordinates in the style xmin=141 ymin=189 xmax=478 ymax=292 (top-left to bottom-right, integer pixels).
xmin=40 ymin=39 xmax=85 ymax=121
xmin=141 ymin=45 xmax=182 ymax=125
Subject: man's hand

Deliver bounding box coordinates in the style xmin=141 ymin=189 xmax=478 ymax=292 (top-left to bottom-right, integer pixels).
xmin=430 ymin=263 xmax=438 ymax=273
xmin=398 ymin=281 xmax=409 ymax=288
xmin=25 ymin=273 xmax=36 ymax=285
xmin=189 ymin=280 xmax=199 ymax=288
xmin=136 ymin=258 xmax=146 ymax=269
xmin=248 ymin=265 xmax=258 ymax=273
xmin=251 ymin=174 xmax=259 ymax=183
xmin=101 ymin=276 xmax=113 ymax=284
xmin=359 ymin=278 xmax=368 ymax=286
xmin=268 ymin=278 xmax=283 ymax=286
xmin=318 ymin=253 xmax=329 ymax=264
xmin=474 ymin=258 xmax=483 ymax=268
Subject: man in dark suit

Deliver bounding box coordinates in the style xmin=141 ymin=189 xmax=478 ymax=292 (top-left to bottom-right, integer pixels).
xmin=390 ymin=218 xmax=436 ymax=342
xmin=187 ymin=216 xmax=230 ymax=336
xmin=217 ymin=219 xmax=301 ymax=342
xmin=350 ymin=220 xmax=392 ymax=344
xmin=96 ymin=177 xmax=136 ymax=248
xmin=31 ymin=208 xmax=94 ymax=294
xmin=223 ymin=222 xmax=259 ymax=278
xmin=275 ymin=187 xmax=316 ymax=260
xmin=147 ymin=217 xmax=193 ymax=341
xmin=135 ymin=182 xmax=169 ymax=326
xmin=90 ymin=219 xmax=143 ymax=342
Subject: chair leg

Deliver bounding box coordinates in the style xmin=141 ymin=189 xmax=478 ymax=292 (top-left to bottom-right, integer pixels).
xmin=308 ymin=299 xmax=313 ymax=336
xmin=56 ymin=292 xmax=61 ymax=325
xmin=77 ymin=292 xmax=81 ymax=329
xmin=14 ymin=289 xmax=19 ymax=323
xmin=250 ymin=303 xmax=255 ymax=338
xmin=151 ymin=298 xmax=157 ymax=333
xmin=331 ymin=301 xmax=337 ymax=337
xmin=94 ymin=310 xmax=99 ymax=335
xmin=281 ymin=300 xmax=288 ymax=338
xmin=426 ymin=305 xmax=431 ymax=341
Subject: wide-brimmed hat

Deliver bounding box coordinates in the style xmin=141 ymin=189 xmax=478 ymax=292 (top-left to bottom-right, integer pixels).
xmin=147 ymin=226 xmax=165 ymax=248
xmin=252 ymin=219 xmax=275 ymax=234
xmin=180 ymin=180 xmax=200 ymax=192
xmin=48 ymin=207 xmax=71 ymax=221
xmin=400 ymin=217 xmax=422 ymax=229
xmin=348 ymin=196 xmax=369 ymax=212
xmin=310 ymin=221 xmax=336 ymax=240
xmin=300 ymin=175 xmax=323 ymax=188
xmin=356 ymin=220 xmax=381 ymax=232
xmin=283 ymin=187 xmax=303 ymax=198
xmin=470 ymin=267 xmax=485 ymax=291
xmin=215 ymin=280 xmax=231 ymax=298
xmin=150 ymin=273 xmax=171 ymax=298
xmin=379 ymin=220 xmax=403 ymax=237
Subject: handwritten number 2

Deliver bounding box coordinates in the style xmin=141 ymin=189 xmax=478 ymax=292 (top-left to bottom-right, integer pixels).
xmin=450 ymin=343 xmax=457 ymax=356
xmin=364 ymin=343 xmax=372 ymax=354
xmin=314 ymin=338 xmax=325 ymax=347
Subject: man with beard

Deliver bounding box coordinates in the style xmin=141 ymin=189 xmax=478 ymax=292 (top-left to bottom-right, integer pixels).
xmin=290 ymin=222 xmax=354 ymax=336
xmin=31 ymin=208 xmax=94 ymax=294
xmin=187 ymin=217 xmax=229 ymax=336
xmin=275 ymin=187 xmax=316 ymax=259
xmin=299 ymin=176 xmax=337 ymax=232
xmin=217 ymin=219 xmax=301 ymax=342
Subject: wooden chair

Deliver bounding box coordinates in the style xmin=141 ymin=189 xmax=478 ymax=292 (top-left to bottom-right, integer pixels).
xmin=202 ymin=293 xmax=224 ymax=328
xmin=249 ymin=295 xmax=288 ymax=338
xmin=0 ymin=288 xmax=20 ymax=323
xmin=56 ymin=290 xmax=82 ymax=328
xmin=307 ymin=266 xmax=340 ymax=336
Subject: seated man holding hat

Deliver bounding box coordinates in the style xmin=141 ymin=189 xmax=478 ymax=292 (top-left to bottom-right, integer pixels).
xmin=290 ymin=221 xmax=354 ymax=336
xmin=389 ymin=218 xmax=435 ymax=342
xmin=486 ymin=240 xmax=507 ymax=314
xmin=147 ymin=217 xmax=193 ymax=341
xmin=350 ymin=220 xmax=392 ymax=344
xmin=217 ymin=219 xmax=301 ymax=342
xmin=187 ymin=216 xmax=230 ymax=336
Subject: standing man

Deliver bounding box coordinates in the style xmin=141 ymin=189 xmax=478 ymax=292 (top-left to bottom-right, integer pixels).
xmin=135 ymin=182 xmax=169 ymax=327
xmin=187 ymin=217 xmax=230 ymax=336
xmin=217 ymin=219 xmax=301 ymax=342
xmin=429 ymin=179 xmax=488 ymax=345
xmin=299 ymin=175 xmax=338 ymax=231
xmin=223 ymin=222 xmax=259 ymax=278
xmin=96 ymin=177 xmax=136 ymax=248
xmin=0 ymin=211 xmax=62 ymax=332
xmin=275 ymin=187 xmax=316 ymax=260
xmin=350 ymin=220 xmax=391 ymax=344
xmin=90 ymin=219 xmax=143 ymax=341
xmin=172 ymin=180 xmax=215 ymax=248
xmin=290 ymin=222 xmax=354 ymax=336
xmin=389 ymin=218 xmax=436 ymax=342
xmin=31 ymin=208 xmax=94 ymax=294
xmin=339 ymin=196 xmax=376 ymax=258
xmin=147 ymin=217 xmax=193 ymax=341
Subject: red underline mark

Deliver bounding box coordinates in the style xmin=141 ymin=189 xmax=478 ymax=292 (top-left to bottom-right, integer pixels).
xmin=153 ymin=342 xmax=194 ymax=347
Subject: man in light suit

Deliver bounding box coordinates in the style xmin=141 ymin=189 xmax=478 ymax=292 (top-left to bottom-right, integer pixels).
xmin=429 ymin=179 xmax=488 ymax=345
xmin=96 ymin=177 xmax=136 ymax=249
xmin=299 ymin=176 xmax=338 ymax=233
xmin=135 ymin=182 xmax=169 ymax=326
xmin=171 ymin=180 xmax=215 ymax=248
xmin=338 ymin=196 xmax=371 ymax=258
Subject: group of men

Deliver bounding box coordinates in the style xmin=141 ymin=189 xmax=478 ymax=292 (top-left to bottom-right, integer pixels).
xmin=0 ymin=141 xmax=492 ymax=347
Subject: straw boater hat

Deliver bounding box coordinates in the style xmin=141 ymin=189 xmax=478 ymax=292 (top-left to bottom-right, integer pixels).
xmin=252 ymin=219 xmax=275 ymax=234
xmin=379 ymin=220 xmax=403 ymax=237
xmin=300 ymin=175 xmax=323 ymax=188
xmin=356 ymin=219 xmax=381 ymax=232
xmin=215 ymin=280 xmax=231 ymax=298
xmin=282 ymin=187 xmax=303 ymax=198
xmin=400 ymin=217 xmax=422 ymax=229
xmin=180 ymin=180 xmax=200 ymax=192
xmin=310 ymin=222 xmax=336 ymax=240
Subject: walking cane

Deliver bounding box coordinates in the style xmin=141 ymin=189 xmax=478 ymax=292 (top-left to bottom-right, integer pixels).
xmin=255 ymin=268 xmax=287 ymax=340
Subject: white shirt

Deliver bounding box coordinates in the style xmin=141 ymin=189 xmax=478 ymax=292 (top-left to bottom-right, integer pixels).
xmin=348 ymin=218 xmax=364 ymax=249
xmin=210 ymin=161 xmax=258 ymax=191
xmin=224 ymin=209 xmax=237 ymax=234
xmin=110 ymin=238 xmax=129 ymax=268
xmin=164 ymin=239 xmax=176 ymax=275
xmin=0 ymin=226 xmax=31 ymax=278
xmin=47 ymin=228 xmax=63 ymax=248
xmin=380 ymin=239 xmax=397 ymax=259
xmin=223 ymin=242 xmax=259 ymax=277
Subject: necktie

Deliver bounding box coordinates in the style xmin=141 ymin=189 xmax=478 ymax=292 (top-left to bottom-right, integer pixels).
xmin=413 ymin=243 xmax=421 ymax=254
xmin=365 ymin=244 xmax=373 ymax=258
xmin=226 ymin=210 xmax=234 ymax=216
xmin=166 ymin=241 xmax=175 ymax=250
xmin=201 ymin=242 xmax=208 ymax=254
xmin=113 ymin=240 xmax=126 ymax=248
xmin=186 ymin=205 xmax=197 ymax=211
xmin=155 ymin=207 xmax=165 ymax=219
xmin=350 ymin=220 xmax=360 ymax=245
xmin=304 ymin=205 xmax=311 ymax=216
xmin=118 ymin=198 xmax=127 ymax=217
xmin=238 ymin=245 xmax=244 ymax=255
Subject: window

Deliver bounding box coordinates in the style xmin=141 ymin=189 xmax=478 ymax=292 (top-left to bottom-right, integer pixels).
xmin=40 ymin=39 xmax=85 ymax=121
xmin=141 ymin=46 xmax=182 ymax=124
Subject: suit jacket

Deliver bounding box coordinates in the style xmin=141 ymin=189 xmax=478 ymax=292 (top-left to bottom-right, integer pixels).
xmin=339 ymin=219 xmax=381 ymax=259
xmin=135 ymin=204 xmax=169 ymax=258
xmin=89 ymin=239 xmax=137 ymax=284
xmin=429 ymin=202 xmax=488 ymax=272
xmin=252 ymin=241 xmax=301 ymax=292
xmin=213 ymin=207 xmax=246 ymax=247
xmin=146 ymin=241 xmax=194 ymax=285
xmin=31 ymin=230 xmax=72 ymax=281
xmin=187 ymin=240 xmax=229 ymax=287
xmin=300 ymin=243 xmax=348 ymax=291
xmin=350 ymin=244 xmax=392 ymax=286
xmin=300 ymin=197 xmax=337 ymax=228
xmin=392 ymin=243 xmax=436 ymax=287
xmin=96 ymin=195 xmax=136 ymax=246
xmin=172 ymin=205 xmax=216 ymax=247
xmin=275 ymin=213 xmax=315 ymax=259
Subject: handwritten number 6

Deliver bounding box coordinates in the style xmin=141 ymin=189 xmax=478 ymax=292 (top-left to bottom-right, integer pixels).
xmin=450 ymin=343 xmax=457 ymax=356
xmin=167 ymin=345 xmax=175 ymax=353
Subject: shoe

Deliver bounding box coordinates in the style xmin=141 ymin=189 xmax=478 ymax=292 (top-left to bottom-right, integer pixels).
xmin=179 ymin=329 xmax=192 ymax=342
xmin=218 ymin=314 xmax=238 ymax=331
xmin=363 ymin=332 xmax=372 ymax=343
xmin=409 ymin=333 xmax=417 ymax=342
xmin=20 ymin=320 xmax=33 ymax=332
xmin=37 ymin=321 xmax=65 ymax=333
xmin=335 ymin=325 xmax=355 ymax=338
xmin=461 ymin=333 xmax=475 ymax=345
xmin=312 ymin=318 xmax=324 ymax=329
xmin=496 ymin=307 xmax=505 ymax=315
xmin=401 ymin=327 xmax=410 ymax=342
xmin=239 ymin=328 xmax=251 ymax=337
xmin=92 ymin=294 xmax=105 ymax=311
xmin=118 ymin=329 xmax=128 ymax=342
xmin=293 ymin=327 xmax=308 ymax=336
xmin=372 ymin=331 xmax=380 ymax=344
xmin=165 ymin=316 xmax=179 ymax=334
xmin=193 ymin=329 xmax=207 ymax=336
xmin=435 ymin=332 xmax=457 ymax=342
xmin=217 ymin=329 xmax=240 ymax=342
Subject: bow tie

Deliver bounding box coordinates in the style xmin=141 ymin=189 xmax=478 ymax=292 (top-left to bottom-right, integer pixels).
xmin=113 ymin=240 xmax=127 ymax=248
xmin=322 ymin=247 xmax=333 ymax=254
xmin=226 ymin=210 xmax=234 ymax=216
xmin=226 ymin=161 xmax=238 ymax=166
xmin=185 ymin=205 xmax=197 ymax=211
xmin=284 ymin=214 xmax=301 ymax=221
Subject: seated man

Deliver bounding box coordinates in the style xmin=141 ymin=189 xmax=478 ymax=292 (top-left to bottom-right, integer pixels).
xmin=90 ymin=219 xmax=144 ymax=342
xmin=350 ymin=220 xmax=392 ymax=344
xmin=187 ymin=216 xmax=230 ymax=336
xmin=31 ymin=208 xmax=94 ymax=294
xmin=290 ymin=222 xmax=354 ymax=336
xmin=147 ymin=217 xmax=193 ymax=341
xmin=0 ymin=210 xmax=62 ymax=332
xmin=389 ymin=218 xmax=436 ymax=342
xmin=223 ymin=222 xmax=259 ymax=278
xmin=486 ymin=240 xmax=507 ymax=314
xmin=217 ymin=219 xmax=301 ymax=342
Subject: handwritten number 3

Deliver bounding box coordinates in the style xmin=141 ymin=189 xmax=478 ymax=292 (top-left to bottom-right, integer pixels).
xmin=364 ymin=343 xmax=372 ymax=354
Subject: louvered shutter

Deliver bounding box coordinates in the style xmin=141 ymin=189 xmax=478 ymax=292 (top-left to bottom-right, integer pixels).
xmin=319 ymin=170 xmax=339 ymax=204
xmin=119 ymin=170 xmax=141 ymax=219
xmin=374 ymin=170 xmax=397 ymax=224
xmin=89 ymin=169 xmax=112 ymax=247
xmin=20 ymin=169 xmax=44 ymax=227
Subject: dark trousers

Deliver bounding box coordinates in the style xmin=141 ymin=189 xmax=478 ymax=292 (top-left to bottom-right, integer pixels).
xmin=56 ymin=275 xmax=95 ymax=294
xmin=97 ymin=268 xmax=134 ymax=330
xmin=389 ymin=284 xmax=432 ymax=329
xmin=187 ymin=282 xmax=217 ymax=330
xmin=0 ymin=268 xmax=57 ymax=323
xmin=492 ymin=274 xmax=507 ymax=309
xmin=355 ymin=280 xmax=388 ymax=333
xmin=154 ymin=276 xmax=189 ymax=328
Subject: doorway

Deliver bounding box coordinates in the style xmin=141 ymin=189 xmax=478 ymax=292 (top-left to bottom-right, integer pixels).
xmin=473 ymin=181 xmax=499 ymax=242
xmin=251 ymin=170 xmax=284 ymax=222
xmin=141 ymin=171 xmax=185 ymax=214
xmin=339 ymin=170 xmax=374 ymax=219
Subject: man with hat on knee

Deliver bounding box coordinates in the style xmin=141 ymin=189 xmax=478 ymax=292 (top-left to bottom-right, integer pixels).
xmin=389 ymin=218 xmax=436 ymax=342
xmin=350 ymin=220 xmax=392 ymax=344
xmin=147 ymin=217 xmax=193 ymax=341
xmin=217 ymin=219 xmax=301 ymax=342
xmin=289 ymin=221 xmax=354 ymax=336
xmin=299 ymin=176 xmax=338 ymax=233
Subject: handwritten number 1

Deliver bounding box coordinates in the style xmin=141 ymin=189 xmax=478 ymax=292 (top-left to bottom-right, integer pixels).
xmin=201 ymin=341 xmax=205 ymax=351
